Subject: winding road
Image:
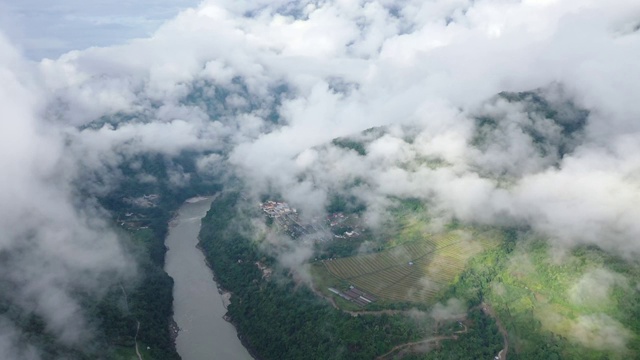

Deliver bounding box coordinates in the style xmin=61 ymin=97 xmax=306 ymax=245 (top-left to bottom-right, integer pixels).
xmin=481 ymin=302 xmax=509 ymax=360
xmin=120 ymin=283 xmax=144 ymax=360
xmin=375 ymin=323 xmax=468 ymax=360
xmin=311 ymin=284 xmax=509 ymax=359
xmin=134 ymin=321 xmax=143 ymax=360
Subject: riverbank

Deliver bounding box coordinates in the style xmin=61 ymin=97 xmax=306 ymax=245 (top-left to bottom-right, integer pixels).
xmin=169 ymin=318 xmax=180 ymax=344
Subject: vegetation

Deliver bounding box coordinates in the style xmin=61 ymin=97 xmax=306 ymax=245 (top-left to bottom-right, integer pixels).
xmin=485 ymin=239 xmax=640 ymax=359
xmin=323 ymin=230 xmax=496 ymax=303
xmin=317 ymin=201 xmax=499 ymax=304
xmin=11 ymin=150 xmax=222 ymax=359
xmin=326 ymin=193 xmax=367 ymax=215
xmin=199 ymin=191 xmax=436 ymax=359
xmin=403 ymin=309 xmax=503 ymax=360
xmin=204 ymin=180 xmax=640 ymax=359
xmin=198 ymin=184 xmax=640 ymax=360
xmin=433 ymin=228 xmax=640 ymax=360
xmin=332 ymin=137 xmax=367 ymax=156
xmin=21 ymin=133 xmax=635 ymax=360
xmin=98 ymin=154 xmax=222 ymax=359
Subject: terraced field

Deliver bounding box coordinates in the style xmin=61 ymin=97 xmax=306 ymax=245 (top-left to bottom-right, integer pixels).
xmin=324 ymin=231 xmax=494 ymax=303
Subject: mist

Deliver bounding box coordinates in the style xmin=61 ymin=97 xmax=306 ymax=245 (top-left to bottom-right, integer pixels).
xmin=0 ymin=33 xmax=132 ymax=358
xmin=2 ymin=0 xmax=640 ymax=355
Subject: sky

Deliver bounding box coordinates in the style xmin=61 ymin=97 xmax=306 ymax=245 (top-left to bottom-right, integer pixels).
xmin=0 ymin=0 xmax=201 ymax=59
xmin=2 ymin=0 xmax=640 ymax=357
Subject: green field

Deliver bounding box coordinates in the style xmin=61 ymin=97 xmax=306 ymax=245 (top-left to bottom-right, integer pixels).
xmin=323 ymin=230 xmax=497 ymax=303
xmin=483 ymin=239 xmax=640 ymax=359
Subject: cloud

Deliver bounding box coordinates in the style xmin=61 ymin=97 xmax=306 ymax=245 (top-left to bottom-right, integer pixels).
xmin=0 ymin=319 xmax=39 ymax=360
xmin=569 ymin=268 xmax=628 ymax=308
xmin=3 ymin=0 xmax=640 ymax=353
xmin=571 ymin=314 xmax=632 ymax=351
xmin=430 ymin=298 xmax=466 ymax=321
xmin=0 ymin=33 xmax=132 ymax=356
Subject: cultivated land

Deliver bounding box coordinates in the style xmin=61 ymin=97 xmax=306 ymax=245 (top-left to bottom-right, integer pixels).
xmin=321 ymin=229 xmax=498 ymax=303
xmin=262 ymin=192 xmax=640 ymax=358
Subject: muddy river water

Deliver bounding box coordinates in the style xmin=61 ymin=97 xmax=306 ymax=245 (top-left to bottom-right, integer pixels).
xmin=164 ymin=197 xmax=253 ymax=360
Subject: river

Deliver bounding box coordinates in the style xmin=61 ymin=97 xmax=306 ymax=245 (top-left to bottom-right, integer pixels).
xmin=164 ymin=197 xmax=253 ymax=360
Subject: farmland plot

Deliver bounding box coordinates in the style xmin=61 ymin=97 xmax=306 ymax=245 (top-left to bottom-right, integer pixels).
xmin=324 ymin=230 xmax=494 ymax=303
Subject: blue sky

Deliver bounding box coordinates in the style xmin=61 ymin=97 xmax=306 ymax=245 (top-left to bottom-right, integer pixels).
xmin=0 ymin=0 xmax=201 ymax=59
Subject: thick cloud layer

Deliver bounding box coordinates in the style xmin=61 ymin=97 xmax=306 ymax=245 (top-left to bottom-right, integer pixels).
xmin=3 ymin=0 xmax=640 ymax=355
xmin=0 ymin=34 xmax=132 ymax=358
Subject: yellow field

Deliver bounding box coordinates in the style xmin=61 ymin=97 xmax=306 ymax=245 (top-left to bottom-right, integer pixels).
xmin=324 ymin=230 xmax=495 ymax=303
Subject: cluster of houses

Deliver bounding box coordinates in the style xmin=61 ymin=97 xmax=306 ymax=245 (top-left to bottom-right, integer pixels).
xmin=117 ymin=194 xmax=162 ymax=230
xmin=333 ymin=230 xmax=360 ymax=239
xmin=327 ymin=212 xmax=347 ymax=227
xmin=260 ymin=200 xmax=311 ymax=238
xmin=255 ymin=261 xmax=273 ymax=280
xmin=117 ymin=211 xmax=149 ymax=230
xmin=328 ymin=286 xmax=377 ymax=307
xmin=260 ymin=201 xmax=296 ymax=217
xmin=327 ymin=212 xmax=361 ymax=239
xmin=260 ymin=201 xmax=364 ymax=242
xmin=124 ymin=194 xmax=160 ymax=208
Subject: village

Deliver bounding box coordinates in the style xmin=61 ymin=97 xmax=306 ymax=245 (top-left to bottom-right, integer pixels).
xmin=117 ymin=194 xmax=161 ymax=229
xmin=125 ymin=193 xmax=160 ymax=208
xmin=260 ymin=200 xmax=364 ymax=241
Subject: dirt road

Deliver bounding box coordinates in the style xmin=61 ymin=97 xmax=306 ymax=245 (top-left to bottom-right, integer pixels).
xmin=135 ymin=321 xmax=143 ymax=360
xmin=481 ymin=302 xmax=508 ymax=360
xmin=376 ymin=323 xmax=468 ymax=360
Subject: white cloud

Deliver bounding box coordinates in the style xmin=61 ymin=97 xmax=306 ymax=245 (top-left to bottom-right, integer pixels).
xmin=0 ymin=33 xmax=132 ymax=356
xmin=3 ymin=0 xmax=640 ymax=352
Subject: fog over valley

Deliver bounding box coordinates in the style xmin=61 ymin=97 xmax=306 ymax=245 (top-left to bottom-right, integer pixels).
xmin=2 ymin=0 xmax=640 ymax=359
